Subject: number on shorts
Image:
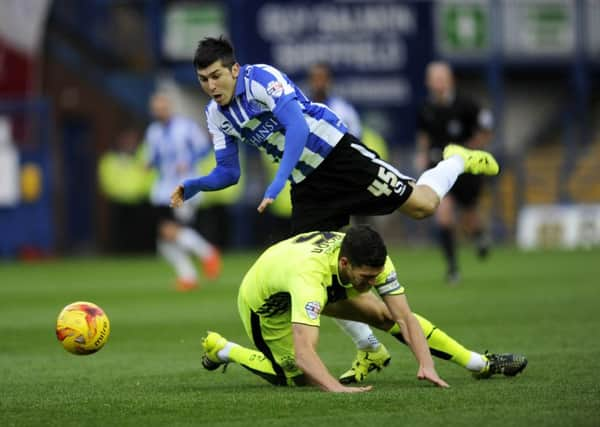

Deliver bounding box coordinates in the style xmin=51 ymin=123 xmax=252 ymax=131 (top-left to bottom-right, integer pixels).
xmin=368 ymin=166 xmax=399 ymax=197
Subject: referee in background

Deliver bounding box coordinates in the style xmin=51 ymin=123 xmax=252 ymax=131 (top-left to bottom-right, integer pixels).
xmin=416 ymin=61 xmax=494 ymax=284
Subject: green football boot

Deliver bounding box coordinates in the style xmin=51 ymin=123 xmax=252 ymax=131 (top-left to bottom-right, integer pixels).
xmin=339 ymin=344 xmax=391 ymax=384
xmin=443 ymin=144 xmax=500 ymax=176
xmin=201 ymin=331 xmax=228 ymax=371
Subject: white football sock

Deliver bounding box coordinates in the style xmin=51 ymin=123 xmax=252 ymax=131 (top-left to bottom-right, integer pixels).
xmin=176 ymin=227 xmax=213 ymax=259
xmin=217 ymin=341 xmax=239 ymax=362
xmin=333 ymin=319 xmax=381 ymax=351
xmin=157 ymin=240 xmax=197 ymax=281
xmin=465 ymin=351 xmax=488 ymax=371
xmin=416 ymin=155 xmax=465 ymax=199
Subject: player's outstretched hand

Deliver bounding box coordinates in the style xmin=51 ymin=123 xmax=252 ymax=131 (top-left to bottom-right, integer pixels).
xmin=333 ymin=385 xmax=373 ymax=393
xmin=257 ymin=197 xmax=273 ymax=213
xmin=170 ymin=185 xmax=184 ymax=208
xmin=417 ymin=366 xmax=450 ymax=388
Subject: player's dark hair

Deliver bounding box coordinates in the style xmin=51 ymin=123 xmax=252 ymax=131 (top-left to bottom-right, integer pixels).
xmin=193 ymin=36 xmax=236 ymax=70
xmin=340 ymin=225 xmax=387 ymax=268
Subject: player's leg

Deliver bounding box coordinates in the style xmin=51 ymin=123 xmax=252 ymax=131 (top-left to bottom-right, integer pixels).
xmin=332 ymin=318 xmax=381 ymax=351
xmin=331 ymin=318 xmax=391 ymax=384
xmin=455 ymin=175 xmax=490 ymax=260
xmin=435 ymin=195 xmax=459 ymax=283
xmin=201 ymin=329 xmax=288 ymax=384
xmin=201 ymin=326 xmax=297 ymax=387
xmin=201 ymin=279 xmax=306 ymax=386
xmin=388 ymin=314 xmax=527 ymax=378
xmin=400 ymin=144 xmax=499 ymax=219
xmin=323 ymin=294 xmax=392 ymax=383
xmin=326 ymin=293 xmax=485 ymax=370
xmin=157 ymin=238 xmax=197 ymax=290
xmin=325 ymin=293 xmax=526 ymax=379
xmin=172 ymin=204 xmax=222 ymax=280
xmin=463 ymin=206 xmax=491 ymax=259
xmin=154 ymin=206 xmax=199 ymax=291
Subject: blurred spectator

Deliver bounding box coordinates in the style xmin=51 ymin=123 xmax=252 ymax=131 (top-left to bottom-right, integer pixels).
xmin=307 ymin=62 xmax=362 ymax=139
xmin=98 ymin=128 xmax=154 ymax=253
xmin=0 ymin=117 xmax=19 ymax=207
xmin=416 ymin=61 xmax=494 ymax=284
xmin=144 ymin=91 xmax=221 ymax=291
xmin=307 ymin=62 xmax=391 ymax=161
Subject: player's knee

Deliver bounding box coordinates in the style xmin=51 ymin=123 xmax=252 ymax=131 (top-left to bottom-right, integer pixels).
xmin=367 ymin=310 xmax=394 ymax=330
xmin=407 ymin=199 xmax=438 ymax=219
xmin=401 ymin=187 xmax=440 ymax=219
xmin=379 ymin=318 xmax=396 ymax=331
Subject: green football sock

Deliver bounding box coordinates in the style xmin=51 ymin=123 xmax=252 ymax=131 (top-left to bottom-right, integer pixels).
xmin=228 ymin=345 xmax=277 ymax=374
xmin=228 ymin=346 xmax=289 ymax=385
xmin=387 ymin=313 xmax=472 ymax=367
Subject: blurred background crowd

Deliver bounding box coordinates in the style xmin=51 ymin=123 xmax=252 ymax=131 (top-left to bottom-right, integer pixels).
xmin=0 ymin=0 xmax=598 ymax=259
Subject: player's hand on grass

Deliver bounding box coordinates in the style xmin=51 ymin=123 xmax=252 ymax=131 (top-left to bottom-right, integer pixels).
xmin=170 ymin=185 xmax=184 ymax=208
xmin=417 ymin=366 xmax=449 ymax=388
xmin=257 ymin=197 xmax=273 ymax=213
xmin=329 ymin=384 xmax=373 ymax=393
xmin=344 ymin=385 xmax=373 ymax=393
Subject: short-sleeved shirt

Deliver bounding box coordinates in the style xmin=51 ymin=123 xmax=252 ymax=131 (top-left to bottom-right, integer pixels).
xmin=204 ymin=64 xmax=348 ymax=185
xmin=238 ymin=231 xmax=405 ymax=327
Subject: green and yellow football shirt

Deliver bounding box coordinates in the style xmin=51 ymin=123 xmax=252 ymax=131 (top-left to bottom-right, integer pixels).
xmin=238 ymin=231 xmax=405 ymax=327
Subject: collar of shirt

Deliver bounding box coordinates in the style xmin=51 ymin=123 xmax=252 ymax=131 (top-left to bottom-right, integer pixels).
xmin=234 ymin=64 xmax=249 ymax=97
xmin=217 ymin=65 xmax=248 ymax=115
xmin=430 ymin=90 xmax=456 ymax=106
xmin=329 ymin=247 xmax=348 ymax=286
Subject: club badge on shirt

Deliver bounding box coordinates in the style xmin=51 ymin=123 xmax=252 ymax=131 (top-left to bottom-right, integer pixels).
xmin=304 ymin=301 xmax=321 ymax=320
xmin=220 ymin=120 xmax=233 ymax=133
xmin=266 ymin=81 xmax=284 ymax=98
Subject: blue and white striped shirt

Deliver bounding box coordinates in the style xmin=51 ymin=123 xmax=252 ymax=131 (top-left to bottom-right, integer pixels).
xmin=205 ymin=64 xmax=348 ymax=185
xmin=145 ymin=116 xmax=210 ymax=206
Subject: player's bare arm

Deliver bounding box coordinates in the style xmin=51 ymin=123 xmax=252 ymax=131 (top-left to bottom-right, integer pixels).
xmin=383 ymin=294 xmax=449 ymax=388
xmin=292 ymin=323 xmax=372 ymax=393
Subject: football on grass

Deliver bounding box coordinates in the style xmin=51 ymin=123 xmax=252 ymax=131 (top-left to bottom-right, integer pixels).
xmin=56 ymin=301 xmax=110 ymax=355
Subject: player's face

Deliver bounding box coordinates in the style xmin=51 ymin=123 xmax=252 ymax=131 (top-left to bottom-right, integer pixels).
xmin=197 ymin=60 xmax=240 ymax=106
xmin=426 ymin=65 xmax=453 ymax=103
xmin=309 ymin=66 xmax=330 ymax=101
xmin=340 ymin=258 xmax=384 ymax=293
xmin=150 ymin=94 xmax=171 ymax=122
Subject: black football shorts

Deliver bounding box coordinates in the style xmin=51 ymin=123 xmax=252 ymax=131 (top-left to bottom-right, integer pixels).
xmin=450 ymin=174 xmax=483 ymax=208
xmin=290 ymin=134 xmax=414 ymax=234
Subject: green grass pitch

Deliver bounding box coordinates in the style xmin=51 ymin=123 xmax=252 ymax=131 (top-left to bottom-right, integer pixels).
xmin=1 ymin=246 xmax=599 ymax=426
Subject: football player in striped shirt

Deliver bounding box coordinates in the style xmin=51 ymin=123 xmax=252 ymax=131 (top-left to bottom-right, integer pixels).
xmin=145 ymin=92 xmax=221 ymax=291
